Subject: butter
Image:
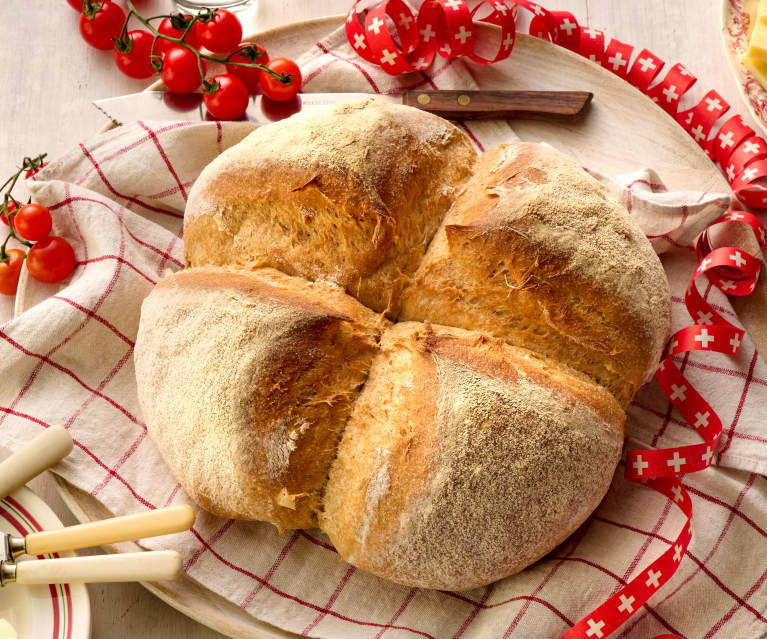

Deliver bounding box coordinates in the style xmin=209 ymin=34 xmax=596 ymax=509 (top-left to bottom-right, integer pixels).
xmin=0 ymin=619 xmax=18 ymax=639
xmin=741 ymin=53 xmax=767 ymax=88
xmin=747 ymin=21 xmax=767 ymax=62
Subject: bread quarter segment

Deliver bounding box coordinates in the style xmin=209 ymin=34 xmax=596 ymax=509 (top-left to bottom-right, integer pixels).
xmin=134 ymin=267 xmax=384 ymax=531
xmin=320 ymin=322 xmax=624 ymax=591
xmin=183 ymin=98 xmax=477 ymax=314
xmin=399 ymin=142 xmax=672 ymax=406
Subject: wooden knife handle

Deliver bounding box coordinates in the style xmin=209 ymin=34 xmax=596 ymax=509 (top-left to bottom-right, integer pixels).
xmin=401 ymin=90 xmax=593 ymax=122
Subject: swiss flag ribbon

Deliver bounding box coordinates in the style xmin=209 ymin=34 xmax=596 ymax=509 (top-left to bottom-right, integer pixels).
xmin=346 ymin=2 xmax=767 ymax=637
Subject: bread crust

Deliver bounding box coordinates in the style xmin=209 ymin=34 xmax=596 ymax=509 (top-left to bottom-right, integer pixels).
xmin=320 ymin=322 xmax=624 ymax=590
xmin=134 ymin=267 xmax=385 ymax=531
xmin=184 ymin=98 xmax=477 ymax=314
xmin=135 ymin=104 xmax=672 ymax=589
xmin=399 ymin=142 xmax=672 ymax=405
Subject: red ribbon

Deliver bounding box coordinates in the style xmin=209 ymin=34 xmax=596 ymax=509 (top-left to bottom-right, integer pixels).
xmin=346 ymin=3 xmax=767 ymax=637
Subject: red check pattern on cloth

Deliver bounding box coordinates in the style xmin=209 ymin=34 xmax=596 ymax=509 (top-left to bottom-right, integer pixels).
xmin=0 ymin=17 xmax=763 ymax=639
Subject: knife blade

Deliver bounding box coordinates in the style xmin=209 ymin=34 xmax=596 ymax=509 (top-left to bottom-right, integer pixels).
xmin=94 ymin=90 xmax=592 ymax=126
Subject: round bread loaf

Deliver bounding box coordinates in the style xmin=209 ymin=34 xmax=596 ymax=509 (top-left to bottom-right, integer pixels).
xmin=134 ymin=98 xmax=671 ymax=590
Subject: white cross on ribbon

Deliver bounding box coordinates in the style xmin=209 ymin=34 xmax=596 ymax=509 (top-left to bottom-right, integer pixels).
xmin=617 ymin=594 xmax=635 ymax=614
xmin=667 ymin=451 xmax=687 ymax=473
xmin=694 ymin=328 xmax=715 ymax=348
xmin=607 ymin=51 xmax=626 ymax=71
xmin=670 ymin=383 xmax=687 ymax=401
xmin=729 ymin=250 xmax=747 ymax=267
xmin=637 ymin=56 xmax=657 ymax=72
xmin=454 ymin=25 xmax=471 ymax=44
xmin=719 ymin=131 xmax=736 ymax=149
xmin=585 ymin=619 xmax=605 ymax=638
xmin=560 ymin=18 xmax=576 ymax=36
xmin=645 ymin=569 xmax=662 ymax=588
xmin=419 ymin=23 xmax=436 ymax=42
xmin=693 ymin=411 xmax=710 ymax=428
xmin=705 ymin=96 xmax=723 ymax=111
xmin=632 ymin=454 xmax=649 ymax=476
xmin=369 ymin=16 xmax=385 ymax=34
xmin=380 ymin=48 xmax=398 ymax=65
xmin=662 ymin=84 xmax=680 ymax=102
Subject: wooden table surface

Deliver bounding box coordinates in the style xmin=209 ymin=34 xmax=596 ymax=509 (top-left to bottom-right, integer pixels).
xmin=0 ymin=0 xmax=757 ymax=636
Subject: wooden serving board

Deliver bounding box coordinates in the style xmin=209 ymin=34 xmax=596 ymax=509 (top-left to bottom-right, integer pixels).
xmin=39 ymin=13 xmax=765 ymax=639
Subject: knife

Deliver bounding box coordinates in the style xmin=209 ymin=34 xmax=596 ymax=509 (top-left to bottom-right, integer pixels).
xmin=0 ymin=504 xmax=195 ymax=563
xmin=94 ymin=90 xmax=593 ymax=126
xmin=0 ymin=550 xmax=181 ymax=586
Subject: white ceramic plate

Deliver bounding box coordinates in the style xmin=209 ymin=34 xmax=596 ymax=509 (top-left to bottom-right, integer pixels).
xmin=722 ymin=0 xmax=767 ymax=135
xmin=0 ymin=486 xmax=90 ymax=639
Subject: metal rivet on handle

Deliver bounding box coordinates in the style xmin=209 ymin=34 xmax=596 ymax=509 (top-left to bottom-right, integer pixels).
xmin=458 ymin=94 xmax=471 ymax=106
xmin=417 ymin=93 xmax=431 ymax=105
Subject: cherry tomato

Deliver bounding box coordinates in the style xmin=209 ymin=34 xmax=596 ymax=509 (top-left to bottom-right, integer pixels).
xmin=259 ymin=58 xmax=302 ymax=102
xmin=25 ymin=162 xmax=49 ymax=179
xmin=156 ymin=15 xmax=200 ymax=55
xmin=79 ymin=1 xmax=126 ymax=50
xmin=14 ymin=204 xmax=53 ymax=242
xmin=204 ymin=74 xmax=249 ymax=120
xmin=67 ymin=0 xmax=84 ymax=10
xmin=26 ymin=237 xmax=76 ymax=284
xmin=114 ymin=29 xmax=156 ymax=79
xmin=161 ymin=46 xmax=206 ymax=93
xmin=197 ymin=10 xmax=242 ymax=53
xmin=226 ymin=42 xmax=268 ymax=93
xmin=0 ymin=250 xmax=25 ymax=296
xmin=1 ymin=200 xmax=16 ymax=226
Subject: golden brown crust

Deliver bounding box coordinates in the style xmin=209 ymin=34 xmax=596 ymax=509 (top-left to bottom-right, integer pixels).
xmin=399 ymin=142 xmax=671 ymax=405
xmin=139 ymin=108 xmax=673 ymax=589
xmin=320 ymin=322 xmax=624 ymax=590
xmin=135 ymin=267 xmax=385 ymax=531
xmin=184 ymin=98 xmax=477 ymax=314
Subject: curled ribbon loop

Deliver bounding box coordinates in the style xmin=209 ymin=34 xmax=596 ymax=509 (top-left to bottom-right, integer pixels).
xmin=345 ymin=0 xmax=517 ymax=75
xmin=345 ymin=2 xmax=767 ymax=637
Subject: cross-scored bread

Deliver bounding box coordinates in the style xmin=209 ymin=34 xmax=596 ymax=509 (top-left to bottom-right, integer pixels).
xmin=183 ymin=98 xmax=477 ymax=314
xmin=134 ymin=267 xmax=384 ymax=531
xmin=399 ymin=142 xmax=671 ymax=406
xmin=135 ymin=98 xmax=672 ymax=591
xmin=320 ymin=322 xmax=624 ymax=590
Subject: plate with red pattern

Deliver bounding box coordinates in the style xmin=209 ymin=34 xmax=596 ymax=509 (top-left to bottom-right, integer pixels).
xmin=0 ymin=486 xmax=90 ymax=639
xmin=722 ymin=0 xmax=767 ymax=134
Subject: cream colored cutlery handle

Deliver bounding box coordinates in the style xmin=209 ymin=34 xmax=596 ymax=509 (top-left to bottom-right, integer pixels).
xmin=0 ymin=427 xmax=73 ymax=499
xmin=16 ymin=551 xmax=182 ymax=584
xmin=25 ymin=504 xmax=195 ymax=555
